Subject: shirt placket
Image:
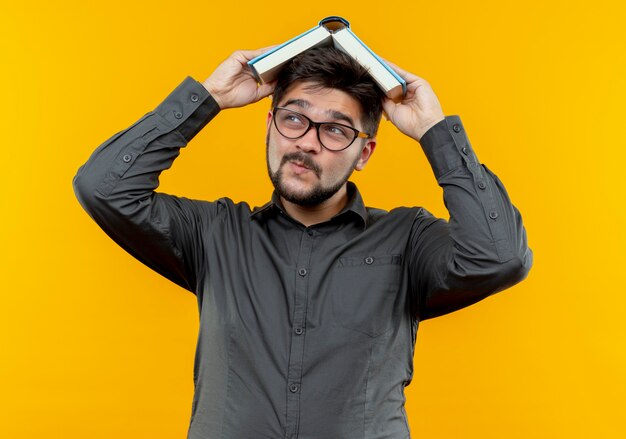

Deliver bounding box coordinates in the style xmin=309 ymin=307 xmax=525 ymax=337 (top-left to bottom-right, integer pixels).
xmin=285 ymin=227 xmax=315 ymax=439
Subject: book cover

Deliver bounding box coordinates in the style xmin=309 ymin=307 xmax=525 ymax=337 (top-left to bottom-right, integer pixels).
xmin=248 ymin=16 xmax=407 ymax=101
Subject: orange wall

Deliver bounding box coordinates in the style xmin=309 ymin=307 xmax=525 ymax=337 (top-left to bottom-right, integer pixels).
xmin=2 ymin=1 xmax=625 ymax=437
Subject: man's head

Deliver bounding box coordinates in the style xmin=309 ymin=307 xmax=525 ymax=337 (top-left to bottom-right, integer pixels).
xmin=266 ymin=46 xmax=385 ymax=207
xmin=271 ymin=47 xmax=385 ymax=138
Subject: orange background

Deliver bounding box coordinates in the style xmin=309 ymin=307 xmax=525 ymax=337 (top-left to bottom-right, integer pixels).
xmin=2 ymin=1 xmax=625 ymax=437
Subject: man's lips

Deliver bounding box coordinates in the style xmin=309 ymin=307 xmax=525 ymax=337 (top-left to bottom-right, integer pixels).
xmin=289 ymin=160 xmax=313 ymax=175
xmin=291 ymin=160 xmax=311 ymax=170
xmin=279 ymin=152 xmax=321 ymax=178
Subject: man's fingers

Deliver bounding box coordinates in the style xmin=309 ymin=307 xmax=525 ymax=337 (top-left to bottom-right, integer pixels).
xmin=238 ymin=45 xmax=279 ymax=61
xmin=381 ymin=97 xmax=397 ymax=120
xmin=256 ymin=81 xmax=277 ymax=101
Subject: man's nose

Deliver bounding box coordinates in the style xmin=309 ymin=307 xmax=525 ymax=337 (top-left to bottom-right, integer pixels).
xmin=296 ymin=125 xmax=322 ymax=153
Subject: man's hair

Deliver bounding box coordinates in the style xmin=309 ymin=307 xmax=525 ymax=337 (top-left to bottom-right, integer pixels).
xmin=271 ymin=46 xmax=385 ymax=137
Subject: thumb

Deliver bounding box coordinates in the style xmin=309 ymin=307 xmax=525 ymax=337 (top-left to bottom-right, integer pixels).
xmin=254 ymin=80 xmax=276 ymax=102
xmin=381 ymin=97 xmax=397 ymax=121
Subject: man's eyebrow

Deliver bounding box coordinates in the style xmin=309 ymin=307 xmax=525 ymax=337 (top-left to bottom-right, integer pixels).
xmin=282 ymin=98 xmax=356 ymax=127
xmin=283 ymin=99 xmax=311 ymax=110
xmin=326 ymin=110 xmax=354 ymax=127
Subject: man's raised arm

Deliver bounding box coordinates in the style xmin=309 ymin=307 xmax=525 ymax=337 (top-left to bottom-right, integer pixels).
xmin=382 ymin=61 xmax=533 ymax=320
xmin=72 ymin=48 xmax=275 ymax=294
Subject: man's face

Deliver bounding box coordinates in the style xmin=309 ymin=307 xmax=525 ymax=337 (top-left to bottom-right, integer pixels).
xmin=266 ymin=81 xmax=376 ymax=207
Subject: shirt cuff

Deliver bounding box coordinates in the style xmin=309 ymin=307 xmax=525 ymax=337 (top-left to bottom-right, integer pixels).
xmin=419 ymin=115 xmax=479 ymax=180
xmin=154 ymin=76 xmax=221 ymax=143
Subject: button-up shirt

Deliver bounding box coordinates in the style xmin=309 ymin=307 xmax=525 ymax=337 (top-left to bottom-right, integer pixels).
xmin=73 ymin=76 xmax=532 ymax=439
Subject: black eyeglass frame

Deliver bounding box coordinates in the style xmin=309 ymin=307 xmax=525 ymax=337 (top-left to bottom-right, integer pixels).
xmin=272 ymin=106 xmax=370 ymax=152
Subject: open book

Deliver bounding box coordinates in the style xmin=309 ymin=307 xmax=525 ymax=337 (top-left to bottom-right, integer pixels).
xmin=247 ymin=16 xmax=407 ymax=102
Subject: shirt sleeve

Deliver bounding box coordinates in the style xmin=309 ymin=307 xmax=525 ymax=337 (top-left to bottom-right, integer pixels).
xmin=72 ymin=76 xmax=221 ymax=294
xmin=408 ymin=115 xmax=533 ymax=320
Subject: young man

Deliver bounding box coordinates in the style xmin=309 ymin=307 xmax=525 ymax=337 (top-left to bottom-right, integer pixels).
xmin=73 ymin=46 xmax=532 ymax=438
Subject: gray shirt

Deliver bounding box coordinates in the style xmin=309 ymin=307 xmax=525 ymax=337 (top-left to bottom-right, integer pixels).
xmin=73 ymin=76 xmax=532 ymax=439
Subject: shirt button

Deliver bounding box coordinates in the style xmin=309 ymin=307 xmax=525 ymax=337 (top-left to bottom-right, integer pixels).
xmin=478 ymin=182 xmax=487 ymax=190
xmin=190 ymin=93 xmax=199 ymax=102
xmin=295 ymin=327 xmax=304 ymax=335
xmin=122 ymin=154 xmax=132 ymax=163
xmin=364 ymin=256 xmax=374 ymax=265
xmin=306 ymin=228 xmax=314 ymax=236
xmin=174 ymin=111 xmax=183 ymax=119
xmin=453 ymin=124 xmax=461 ymax=133
xmin=489 ymin=211 xmax=498 ymax=219
xmin=461 ymin=147 xmax=469 ymax=155
xmin=298 ymin=268 xmax=307 ymax=276
xmin=289 ymin=384 xmax=299 ymax=393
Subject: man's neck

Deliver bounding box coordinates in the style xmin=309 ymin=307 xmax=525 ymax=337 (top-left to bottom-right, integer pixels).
xmin=280 ymin=185 xmax=349 ymax=227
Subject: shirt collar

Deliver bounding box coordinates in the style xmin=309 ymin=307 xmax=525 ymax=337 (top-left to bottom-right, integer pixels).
xmin=249 ymin=181 xmax=368 ymax=228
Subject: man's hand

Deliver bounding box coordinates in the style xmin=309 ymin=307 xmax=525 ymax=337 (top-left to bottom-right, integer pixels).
xmin=381 ymin=59 xmax=446 ymax=142
xmin=202 ymin=47 xmax=277 ymax=110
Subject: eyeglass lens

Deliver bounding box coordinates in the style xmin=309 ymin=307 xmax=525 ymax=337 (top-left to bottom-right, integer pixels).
xmin=274 ymin=108 xmax=356 ymax=151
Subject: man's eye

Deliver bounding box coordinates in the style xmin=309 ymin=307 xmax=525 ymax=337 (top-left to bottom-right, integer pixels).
xmin=284 ymin=113 xmax=304 ymax=124
xmin=324 ymin=124 xmax=350 ymax=138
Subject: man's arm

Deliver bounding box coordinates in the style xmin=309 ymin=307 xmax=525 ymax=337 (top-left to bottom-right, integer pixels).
xmin=382 ymin=62 xmax=533 ymax=320
xmin=72 ymin=77 xmax=221 ymax=293
xmin=73 ymin=48 xmax=276 ymax=294
xmin=408 ymin=117 xmax=532 ymax=319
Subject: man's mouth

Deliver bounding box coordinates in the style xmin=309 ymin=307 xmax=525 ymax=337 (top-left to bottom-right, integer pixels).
xmin=291 ymin=160 xmax=311 ymax=170
xmin=289 ymin=160 xmax=314 ymax=176
xmin=280 ymin=152 xmax=321 ymax=178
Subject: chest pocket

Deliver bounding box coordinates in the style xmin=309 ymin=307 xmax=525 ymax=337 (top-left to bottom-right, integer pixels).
xmin=331 ymin=254 xmax=403 ymax=337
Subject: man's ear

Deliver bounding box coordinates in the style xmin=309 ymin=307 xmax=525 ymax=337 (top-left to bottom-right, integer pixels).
xmin=355 ymin=138 xmax=377 ymax=171
xmin=266 ymin=110 xmax=273 ymax=130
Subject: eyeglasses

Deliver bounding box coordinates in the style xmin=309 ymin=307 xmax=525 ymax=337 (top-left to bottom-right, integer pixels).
xmin=272 ymin=107 xmax=370 ymax=151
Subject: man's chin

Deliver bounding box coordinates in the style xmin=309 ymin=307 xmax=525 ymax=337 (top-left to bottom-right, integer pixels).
xmin=279 ymin=187 xmax=330 ymax=207
xmin=269 ymin=162 xmax=350 ymax=207
xmin=274 ymin=180 xmax=341 ymax=207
